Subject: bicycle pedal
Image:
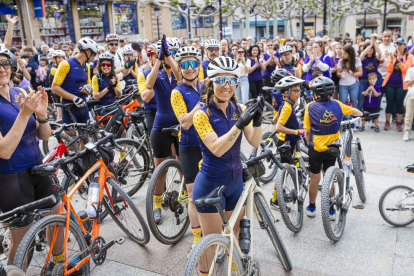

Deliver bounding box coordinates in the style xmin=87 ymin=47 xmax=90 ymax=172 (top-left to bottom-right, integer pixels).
xmin=115 ymin=237 xmax=125 ymax=245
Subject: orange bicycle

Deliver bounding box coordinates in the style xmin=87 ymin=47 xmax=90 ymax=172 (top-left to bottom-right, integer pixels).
xmin=13 ymin=131 xmax=150 ymax=276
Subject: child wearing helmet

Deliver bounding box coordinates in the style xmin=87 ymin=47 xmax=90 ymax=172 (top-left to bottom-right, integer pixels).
xmin=269 ymin=76 xmax=306 ymax=209
xmin=303 ymin=76 xmax=362 ymax=217
xmin=122 ymin=46 xmax=139 ymax=85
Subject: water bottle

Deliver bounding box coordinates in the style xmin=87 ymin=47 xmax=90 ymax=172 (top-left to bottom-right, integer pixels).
xmin=238 ymin=216 xmax=251 ymax=254
xmin=78 ymin=210 xmax=92 ymax=232
xmin=293 ymin=151 xmax=301 ymax=167
xmin=86 ymin=179 xmax=100 ymax=218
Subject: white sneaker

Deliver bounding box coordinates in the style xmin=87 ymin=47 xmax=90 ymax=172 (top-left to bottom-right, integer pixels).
xmin=403 ymin=131 xmax=410 ymax=142
xmin=368 ymin=120 xmax=375 ymax=129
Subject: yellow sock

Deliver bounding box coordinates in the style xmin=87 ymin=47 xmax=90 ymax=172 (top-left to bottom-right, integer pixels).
xmin=226 ymin=255 xmax=236 ymax=271
xmin=183 ymin=190 xmax=188 ymax=203
xmin=53 ymin=252 xmax=65 ymax=263
xmin=199 ymin=271 xmax=208 ymax=276
xmin=191 ymin=226 xmax=202 ymax=244
xmin=154 ymin=194 xmax=162 ymax=209
xmin=120 ymin=151 xmax=126 ymax=160
xmin=272 ymin=188 xmax=278 ymax=202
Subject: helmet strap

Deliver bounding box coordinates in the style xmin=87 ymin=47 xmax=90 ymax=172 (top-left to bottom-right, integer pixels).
xmin=286 ymin=88 xmax=295 ymax=105
xmin=214 ymin=95 xmax=226 ymax=103
xmin=182 ymin=75 xmax=198 ymax=82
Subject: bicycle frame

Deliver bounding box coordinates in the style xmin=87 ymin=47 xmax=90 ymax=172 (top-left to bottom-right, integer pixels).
xmin=45 ymin=159 xmax=117 ymax=275
xmin=208 ymin=177 xmax=277 ymax=276
xmin=162 ymin=167 xmax=188 ymax=204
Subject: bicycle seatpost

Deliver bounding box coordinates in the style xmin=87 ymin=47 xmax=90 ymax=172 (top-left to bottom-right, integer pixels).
xmin=215 ymin=204 xmax=229 ymax=226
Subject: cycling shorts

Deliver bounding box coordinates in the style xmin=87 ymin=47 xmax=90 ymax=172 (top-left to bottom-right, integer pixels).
xmin=179 ymin=147 xmax=202 ymax=184
xmin=62 ymin=105 xmax=89 ymax=124
xmin=0 ymin=170 xmax=60 ymax=228
xmin=150 ymin=129 xmax=179 ymax=159
xmin=193 ymin=173 xmax=243 ymax=213
xmin=308 ymin=147 xmax=336 ymax=174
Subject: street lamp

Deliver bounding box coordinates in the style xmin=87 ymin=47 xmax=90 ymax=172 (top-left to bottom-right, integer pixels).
xmin=154 ymin=6 xmax=160 ymax=40
xmin=323 ymin=0 xmax=327 ymax=35
xmin=190 ymin=5 xmax=197 ymax=36
xmin=363 ymin=0 xmax=369 ymax=37
xmin=185 ymin=0 xmax=192 ymax=39
xmin=382 ymin=0 xmax=387 ymax=32
xmin=218 ymin=0 xmax=223 ymax=40
xmin=250 ymin=5 xmax=257 ymax=42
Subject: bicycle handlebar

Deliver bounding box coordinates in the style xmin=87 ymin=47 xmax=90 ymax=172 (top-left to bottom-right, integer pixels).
xmin=340 ymin=117 xmax=361 ymax=125
xmin=0 ymin=195 xmax=56 ymax=221
xmin=245 ymin=141 xmax=284 ymax=170
xmin=51 ymin=122 xmax=88 ymax=136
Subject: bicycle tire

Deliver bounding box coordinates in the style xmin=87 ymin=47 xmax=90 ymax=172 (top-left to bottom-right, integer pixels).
xmin=103 ymin=177 xmax=150 ymax=245
xmin=321 ymin=167 xmax=346 ymax=242
xmin=13 ymin=215 xmax=90 ymax=276
xmin=351 ymin=143 xmax=366 ymax=202
xmin=111 ymin=138 xmax=150 ymax=198
xmin=41 ymin=123 xmax=60 ymax=155
xmin=126 ymin=124 xmax=150 ymax=150
xmin=275 ymin=164 xmax=303 ymax=233
xmin=254 ymin=192 xmax=292 ymax=271
xmin=4 ymin=265 xmax=27 ymax=276
xmin=258 ymin=132 xmax=279 ymax=183
xmin=245 ymin=100 xmax=274 ymax=124
xmin=146 ymin=159 xmax=189 ymax=245
xmin=47 ymin=106 xmax=57 ymax=122
xmin=379 ymin=185 xmax=414 ymax=227
xmin=184 ymin=234 xmax=244 ymax=275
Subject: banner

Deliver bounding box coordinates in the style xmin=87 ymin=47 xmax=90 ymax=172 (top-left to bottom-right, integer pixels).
xmin=0 ymin=3 xmax=17 ymax=15
xmin=172 ymin=6 xmax=186 ymax=30
xmin=33 ymin=0 xmax=46 ymax=18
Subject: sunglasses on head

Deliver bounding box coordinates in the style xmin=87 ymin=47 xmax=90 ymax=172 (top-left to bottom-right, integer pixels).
xmin=0 ymin=59 xmax=12 ymax=70
xmin=101 ymin=63 xmax=112 ymax=68
xmin=180 ymin=60 xmax=199 ymax=69
xmin=108 ymin=43 xmax=119 ymax=46
xmin=211 ymin=76 xmax=239 ymax=86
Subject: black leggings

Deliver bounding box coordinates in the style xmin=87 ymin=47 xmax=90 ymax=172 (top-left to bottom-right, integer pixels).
xmin=145 ymin=110 xmax=156 ymax=136
xmin=249 ymin=80 xmax=263 ymax=99
xmin=0 ymin=169 xmax=59 ymax=227
xmin=179 ymin=147 xmax=202 ymax=184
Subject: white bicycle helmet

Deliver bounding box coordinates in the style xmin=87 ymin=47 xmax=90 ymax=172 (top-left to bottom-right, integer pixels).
xmin=0 ymin=45 xmax=12 ymax=59
xmin=279 ymin=45 xmax=293 ymax=55
xmin=166 ymin=37 xmax=180 ymax=50
xmin=274 ymin=76 xmax=304 ymax=92
xmin=207 ymin=57 xmax=240 ymax=78
xmin=77 ymin=38 xmax=99 ymax=54
xmin=52 ymin=50 xmax=65 ymax=58
xmin=156 ymin=40 xmax=162 ymax=51
xmin=171 ymin=37 xmax=181 ymax=47
xmin=99 ymin=52 xmax=114 ymax=62
xmin=106 ymin=33 xmax=119 ymax=42
xmin=175 ymin=46 xmax=202 ymax=62
xmin=204 ymin=39 xmax=220 ymax=49
xmin=123 ymin=46 xmax=134 ymax=55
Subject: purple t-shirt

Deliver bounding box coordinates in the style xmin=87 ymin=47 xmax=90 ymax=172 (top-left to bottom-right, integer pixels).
xmin=363 ymin=85 xmax=381 ymax=108
xmin=387 ymin=59 xmax=403 ymax=87
xmin=361 ymin=56 xmax=378 ymax=80
xmin=263 ymin=53 xmax=278 ymax=78
xmin=248 ymin=57 xmax=263 ymax=82
xmin=304 ymin=54 xmax=332 ymax=81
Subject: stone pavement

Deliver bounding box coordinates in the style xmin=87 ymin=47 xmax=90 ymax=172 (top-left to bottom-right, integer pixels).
xmin=90 ymin=113 xmax=414 ymax=276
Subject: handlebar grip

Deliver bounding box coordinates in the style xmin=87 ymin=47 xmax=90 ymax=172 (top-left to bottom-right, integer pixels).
xmin=0 ymin=195 xmax=57 ymax=221
xmin=97 ymin=130 xmax=122 ymax=150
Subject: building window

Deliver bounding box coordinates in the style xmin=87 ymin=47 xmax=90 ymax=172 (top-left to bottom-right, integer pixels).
xmin=39 ymin=1 xmax=70 ymax=45
xmin=78 ymin=2 xmax=105 ymax=43
xmin=113 ymin=3 xmax=138 ymax=35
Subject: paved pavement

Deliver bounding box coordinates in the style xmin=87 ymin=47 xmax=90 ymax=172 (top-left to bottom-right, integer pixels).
xmin=1 ymin=111 xmax=413 ymax=276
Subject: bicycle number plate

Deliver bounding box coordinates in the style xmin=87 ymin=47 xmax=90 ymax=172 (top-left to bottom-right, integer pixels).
xmin=85 ymin=142 xmax=96 ymax=150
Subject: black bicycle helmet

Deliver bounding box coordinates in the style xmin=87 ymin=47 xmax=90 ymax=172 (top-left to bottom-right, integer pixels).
xmin=309 ymin=76 xmax=335 ymax=99
xmin=271 ymin=68 xmax=293 ymax=84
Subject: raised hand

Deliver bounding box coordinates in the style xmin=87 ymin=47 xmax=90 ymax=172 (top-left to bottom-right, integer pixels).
xmin=17 ymin=90 xmax=41 ymax=118
xmin=35 ymin=87 xmax=48 ymax=118
xmin=6 ymin=15 xmax=18 ymax=25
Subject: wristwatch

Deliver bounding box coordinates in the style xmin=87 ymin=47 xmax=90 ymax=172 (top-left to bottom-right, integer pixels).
xmin=21 ymin=66 xmax=26 ymax=69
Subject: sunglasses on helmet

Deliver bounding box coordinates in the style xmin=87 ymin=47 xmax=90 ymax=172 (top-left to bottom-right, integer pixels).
xmin=211 ymin=76 xmax=239 ymax=86
xmin=180 ymin=60 xmax=199 ymax=69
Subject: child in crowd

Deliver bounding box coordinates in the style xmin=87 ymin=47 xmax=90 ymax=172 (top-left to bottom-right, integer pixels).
xmin=36 ymin=56 xmax=48 ymax=86
xmin=361 ymin=72 xmax=381 ymax=132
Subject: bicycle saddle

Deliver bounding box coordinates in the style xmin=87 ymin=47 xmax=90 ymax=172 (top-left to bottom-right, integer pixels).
xmin=54 ymin=103 xmax=74 ymax=109
xmin=194 ymin=186 xmax=226 ymax=207
xmin=327 ymin=141 xmax=342 ymax=148
xmin=30 ymin=159 xmax=65 ymax=176
xmin=129 ymin=111 xmax=146 ymax=120
xmin=87 ymin=100 xmax=101 ymax=109
xmin=162 ymin=125 xmax=180 ymax=137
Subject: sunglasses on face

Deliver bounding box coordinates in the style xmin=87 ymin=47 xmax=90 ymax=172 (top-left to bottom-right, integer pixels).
xmin=238 ymin=51 xmax=245 ymax=54
xmin=0 ymin=59 xmax=12 ymax=70
xmin=101 ymin=63 xmax=112 ymax=68
xmin=211 ymin=76 xmax=239 ymax=86
xmin=169 ymin=50 xmax=178 ymax=56
xmin=208 ymin=49 xmax=219 ymax=53
xmin=180 ymin=60 xmax=199 ymax=69
xmin=291 ymin=89 xmax=301 ymax=94
xmin=108 ymin=43 xmax=119 ymax=46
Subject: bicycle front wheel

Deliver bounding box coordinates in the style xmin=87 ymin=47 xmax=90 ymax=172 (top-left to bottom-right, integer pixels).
xmin=13 ymin=215 xmax=90 ymax=276
xmin=321 ymin=167 xmax=346 ymax=242
xmin=254 ymin=192 xmax=292 ymax=271
xmin=184 ymin=234 xmax=244 ymax=275
xmin=146 ymin=159 xmax=189 ymax=245
xmin=258 ymin=132 xmax=279 ymax=183
xmin=103 ymin=177 xmax=150 ymax=245
xmin=379 ymin=185 xmax=414 ymax=227
xmin=351 ymin=143 xmax=367 ymax=202
xmin=275 ymin=164 xmax=303 ymax=233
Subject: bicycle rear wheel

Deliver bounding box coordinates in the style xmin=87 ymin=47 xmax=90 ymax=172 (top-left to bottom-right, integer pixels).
xmin=146 ymin=159 xmax=189 ymax=245
xmin=103 ymin=177 xmax=150 ymax=245
xmin=111 ymin=138 xmax=151 ymax=198
xmin=275 ymin=164 xmax=303 ymax=233
xmin=379 ymin=185 xmax=414 ymax=227
xmin=321 ymin=167 xmax=347 ymax=242
xmin=13 ymin=215 xmax=90 ymax=276
xmin=254 ymin=192 xmax=292 ymax=271
xmin=184 ymin=234 xmax=244 ymax=275
xmin=351 ymin=143 xmax=367 ymax=202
